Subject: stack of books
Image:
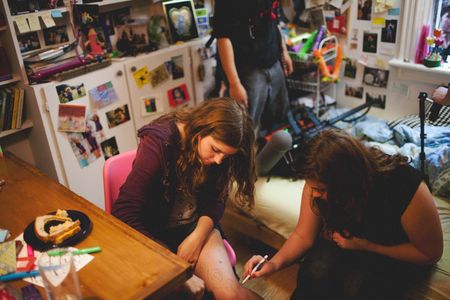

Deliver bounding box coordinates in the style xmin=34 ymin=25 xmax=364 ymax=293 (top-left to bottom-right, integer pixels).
xmin=0 ymin=87 xmax=25 ymax=131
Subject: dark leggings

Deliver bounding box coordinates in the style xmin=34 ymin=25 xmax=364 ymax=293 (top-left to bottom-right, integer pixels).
xmin=291 ymin=239 xmax=431 ymax=300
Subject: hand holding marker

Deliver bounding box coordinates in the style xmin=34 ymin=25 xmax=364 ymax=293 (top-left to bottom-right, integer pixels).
xmin=241 ymin=255 xmax=268 ymax=284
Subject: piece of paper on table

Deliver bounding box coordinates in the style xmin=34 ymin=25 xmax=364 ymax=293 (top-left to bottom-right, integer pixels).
xmin=15 ymin=234 xmax=94 ymax=288
xmin=15 ymin=16 xmax=30 ymax=34
xmin=27 ymin=15 xmax=41 ymax=31
xmin=0 ymin=241 xmax=16 ymax=275
xmin=41 ymin=12 xmax=56 ymax=28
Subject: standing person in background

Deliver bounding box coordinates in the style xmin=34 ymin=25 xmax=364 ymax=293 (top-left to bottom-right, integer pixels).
xmin=440 ymin=6 xmax=450 ymax=62
xmin=243 ymin=129 xmax=443 ymax=299
xmin=113 ymin=99 xmax=262 ymax=299
xmin=213 ymin=0 xmax=293 ymax=135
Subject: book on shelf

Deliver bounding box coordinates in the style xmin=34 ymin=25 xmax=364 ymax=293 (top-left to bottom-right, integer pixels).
xmin=0 ymin=87 xmax=25 ymax=131
xmin=0 ymin=47 xmax=13 ymax=82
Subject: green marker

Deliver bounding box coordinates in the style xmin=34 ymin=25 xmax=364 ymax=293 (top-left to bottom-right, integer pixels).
xmin=48 ymin=246 xmax=101 ymax=256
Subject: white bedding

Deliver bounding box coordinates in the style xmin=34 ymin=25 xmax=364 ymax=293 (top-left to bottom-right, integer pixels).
xmin=232 ymin=177 xmax=305 ymax=239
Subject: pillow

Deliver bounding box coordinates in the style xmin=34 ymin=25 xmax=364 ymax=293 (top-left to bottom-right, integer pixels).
xmin=388 ymin=101 xmax=450 ymax=129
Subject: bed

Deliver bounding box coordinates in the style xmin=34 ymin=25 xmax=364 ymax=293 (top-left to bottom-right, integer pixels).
xmin=223 ymin=102 xmax=450 ymax=299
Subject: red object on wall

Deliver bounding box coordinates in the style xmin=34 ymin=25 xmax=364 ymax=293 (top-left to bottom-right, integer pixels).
xmin=327 ymin=15 xmax=346 ymax=35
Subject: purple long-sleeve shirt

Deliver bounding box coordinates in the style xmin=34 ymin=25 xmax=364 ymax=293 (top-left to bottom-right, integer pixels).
xmin=112 ymin=118 xmax=226 ymax=240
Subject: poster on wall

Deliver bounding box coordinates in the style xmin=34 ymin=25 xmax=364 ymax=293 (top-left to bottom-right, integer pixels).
xmin=167 ymin=84 xmax=190 ymax=107
xmin=357 ymin=0 xmax=372 ymax=20
xmin=381 ymin=20 xmax=397 ymax=43
xmin=363 ymin=32 xmax=378 ymax=53
xmin=363 ymin=66 xmax=389 ymax=88
xmin=344 ymin=59 xmax=357 ymax=78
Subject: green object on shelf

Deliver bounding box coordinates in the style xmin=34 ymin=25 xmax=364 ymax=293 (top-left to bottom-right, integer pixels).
xmin=297 ymin=30 xmax=318 ymax=60
xmin=423 ymin=58 xmax=441 ymax=68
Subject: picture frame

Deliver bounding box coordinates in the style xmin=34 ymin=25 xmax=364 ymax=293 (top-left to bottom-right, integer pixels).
xmin=162 ymin=0 xmax=199 ymax=43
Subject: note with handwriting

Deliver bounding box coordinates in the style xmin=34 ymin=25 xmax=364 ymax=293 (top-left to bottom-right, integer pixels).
xmin=27 ymin=15 xmax=41 ymax=31
xmin=41 ymin=12 xmax=56 ymax=28
xmin=15 ymin=16 xmax=30 ymax=33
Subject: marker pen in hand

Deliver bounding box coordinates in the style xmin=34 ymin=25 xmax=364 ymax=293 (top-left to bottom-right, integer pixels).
xmin=241 ymin=255 xmax=268 ymax=284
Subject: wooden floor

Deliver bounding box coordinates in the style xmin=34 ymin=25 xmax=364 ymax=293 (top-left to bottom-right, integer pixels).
xmin=223 ymin=225 xmax=299 ymax=300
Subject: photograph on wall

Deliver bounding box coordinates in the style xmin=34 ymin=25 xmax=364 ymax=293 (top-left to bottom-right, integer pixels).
xmin=149 ymin=64 xmax=170 ymax=88
xmin=101 ymin=137 xmax=120 ymax=160
xmin=381 ymin=19 xmax=397 ymax=43
xmin=357 ymin=0 xmax=372 ymax=20
xmin=87 ymin=113 xmax=106 ymax=141
xmin=363 ymin=66 xmax=389 ymax=88
xmin=43 ymin=25 xmax=69 ymax=46
xmin=58 ymin=104 xmax=86 ymax=132
xmin=344 ymin=59 xmax=357 ymax=78
xmin=167 ymin=83 xmax=190 ymax=107
xmin=163 ymin=0 xmax=199 ymax=43
xmin=171 ymin=55 xmax=185 ymax=79
xmin=345 ymin=84 xmax=364 ymax=99
xmin=133 ymin=66 xmax=150 ymax=88
xmin=310 ymin=7 xmax=326 ymax=29
xmin=67 ymin=132 xmax=101 ymax=168
xmin=105 ymin=104 xmax=131 ymax=128
xmin=363 ymin=32 xmax=378 ymax=53
xmin=17 ymin=32 xmax=41 ymax=53
xmin=366 ymin=92 xmax=386 ymax=108
xmin=56 ymin=83 xmax=87 ymax=103
xmin=89 ymin=81 xmax=119 ymax=109
xmin=141 ymin=95 xmax=164 ymax=116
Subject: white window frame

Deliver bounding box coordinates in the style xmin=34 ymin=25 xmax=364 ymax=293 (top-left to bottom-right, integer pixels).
xmin=389 ymin=0 xmax=450 ymax=84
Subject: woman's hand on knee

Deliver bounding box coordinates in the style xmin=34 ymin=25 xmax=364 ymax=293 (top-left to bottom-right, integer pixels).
xmin=242 ymin=255 xmax=275 ymax=281
xmin=183 ymin=275 xmax=205 ymax=300
xmin=177 ymin=232 xmax=203 ymax=265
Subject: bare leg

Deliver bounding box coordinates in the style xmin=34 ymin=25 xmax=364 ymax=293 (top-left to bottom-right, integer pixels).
xmin=194 ymin=229 xmax=262 ymax=300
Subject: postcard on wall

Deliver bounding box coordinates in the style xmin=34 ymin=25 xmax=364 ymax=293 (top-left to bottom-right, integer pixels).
xmin=345 ymin=84 xmax=364 ymax=99
xmin=366 ymin=92 xmax=386 ymax=108
xmin=344 ymin=59 xmax=357 ymax=79
xmin=141 ymin=95 xmax=164 ymax=117
xmin=87 ymin=113 xmax=106 ymax=141
xmin=167 ymin=84 xmax=190 ymax=107
xmin=67 ymin=132 xmax=101 ymax=168
xmin=105 ymin=104 xmax=131 ymax=128
xmin=56 ymin=83 xmax=87 ymax=104
xmin=381 ymin=19 xmax=397 ymax=43
xmin=58 ymin=104 xmax=86 ymax=132
xmin=149 ymin=64 xmax=170 ymax=88
xmin=101 ymin=137 xmax=120 ymax=160
xmin=171 ymin=55 xmax=185 ymax=79
xmin=133 ymin=66 xmax=150 ymax=88
xmin=357 ymin=0 xmax=372 ymax=20
xmin=363 ymin=32 xmax=378 ymax=53
xmin=89 ymin=81 xmax=119 ymax=110
xmin=363 ymin=66 xmax=389 ymax=88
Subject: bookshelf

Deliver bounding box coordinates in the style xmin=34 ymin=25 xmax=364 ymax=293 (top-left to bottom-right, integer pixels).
xmin=0 ymin=74 xmax=21 ymax=87
xmin=0 ymin=119 xmax=33 ymax=139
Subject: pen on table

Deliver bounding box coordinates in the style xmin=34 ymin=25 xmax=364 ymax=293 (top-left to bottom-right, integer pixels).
xmin=47 ymin=246 xmax=102 ymax=257
xmin=241 ymin=255 xmax=268 ymax=284
xmin=0 ymin=270 xmax=39 ymax=281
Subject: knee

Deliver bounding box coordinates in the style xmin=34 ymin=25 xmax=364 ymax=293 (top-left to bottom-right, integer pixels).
xmin=209 ymin=284 xmax=248 ymax=300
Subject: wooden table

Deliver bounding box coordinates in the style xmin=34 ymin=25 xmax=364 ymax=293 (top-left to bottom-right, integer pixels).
xmin=0 ymin=153 xmax=192 ymax=299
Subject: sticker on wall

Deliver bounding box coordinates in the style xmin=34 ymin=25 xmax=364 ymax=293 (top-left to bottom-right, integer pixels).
xmin=343 ymin=59 xmax=357 ymax=79
xmin=345 ymin=84 xmax=364 ymax=99
xmin=133 ymin=66 xmax=150 ymax=88
xmin=67 ymin=132 xmax=101 ymax=168
xmin=363 ymin=32 xmax=378 ymax=53
xmin=167 ymin=84 xmax=190 ymax=108
xmin=89 ymin=81 xmax=119 ymax=109
xmin=105 ymin=104 xmax=131 ymax=128
xmin=171 ymin=55 xmax=185 ymax=79
xmin=58 ymin=104 xmax=86 ymax=132
xmin=56 ymin=83 xmax=87 ymax=104
xmin=363 ymin=67 xmax=389 ymax=88
xmin=357 ymin=0 xmax=372 ymax=20
xmin=141 ymin=95 xmax=164 ymax=117
xmin=381 ymin=20 xmax=397 ymax=44
xmin=149 ymin=64 xmax=170 ymax=88
xmin=101 ymin=137 xmax=120 ymax=160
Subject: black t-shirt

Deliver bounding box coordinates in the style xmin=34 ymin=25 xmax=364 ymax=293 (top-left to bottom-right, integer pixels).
xmin=353 ymin=164 xmax=423 ymax=246
xmin=213 ymin=0 xmax=282 ymax=69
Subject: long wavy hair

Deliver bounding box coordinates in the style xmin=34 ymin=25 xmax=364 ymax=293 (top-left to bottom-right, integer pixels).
xmin=158 ymin=98 xmax=256 ymax=207
xmin=300 ymin=129 xmax=408 ymax=231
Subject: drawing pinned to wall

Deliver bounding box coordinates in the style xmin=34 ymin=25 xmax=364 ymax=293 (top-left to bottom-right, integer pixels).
xmin=381 ymin=19 xmax=397 ymax=43
xmin=167 ymin=84 xmax=190 ymax=107
xmin=56 ymin=83 xmax=87 ymax=103
xmin=133 ymin=66 xmax=150 ymax=88
xmin=141 ymin=95 xmax=164 ymax=116
xmin=363 ymin=32 xmax=378 ymax=53
xmin=149 ymin=64 xmax=170 ymax=88
xmin=363 ymin=66 xmax=389 ymax=88
xmin=345 ymin=84 xmax=364 ymax=99
xmin=105 ymin=104 xmax=131 ymax=128
xmin=89 ymin=81 xmax=119 ymax=109
xmin=67 ymin=133 xmax=101 ymax=168
xmin=357 ymin=0 xmax=372 ymax=21
xmin=163 ymin=0 xmax=199 ymax=43
xmin=58 ymin=104 xmax=86 ymax=132
xmin=101 ymin=137 xmax=120 ymax=160
xmin=171 ymin=55 xmax=185 ymax=79
xmin=344 ymin=59 xmax=357 ymax=78
xmin=17 ymin=32 xmax=41 ymax=53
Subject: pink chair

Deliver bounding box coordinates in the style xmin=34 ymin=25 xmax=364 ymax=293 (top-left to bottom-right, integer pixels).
xmin=103 ymin=149 xmax=236 ymax=266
